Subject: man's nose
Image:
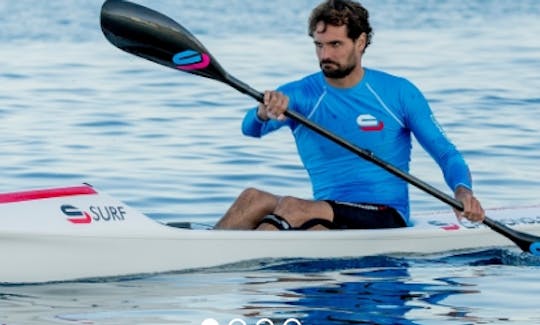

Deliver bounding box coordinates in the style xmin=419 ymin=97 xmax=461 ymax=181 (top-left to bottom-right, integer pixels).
xmin=319 ymin=46 xmax=331 ymax=60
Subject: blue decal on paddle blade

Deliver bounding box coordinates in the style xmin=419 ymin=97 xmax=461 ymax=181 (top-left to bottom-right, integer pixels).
xmin=531 ymin=242 xmax=540 ymax=256
xmin=172 ymin=50 xmax=211 ymax=71
xmin=173 ymin=50 xmax=201 ymax=65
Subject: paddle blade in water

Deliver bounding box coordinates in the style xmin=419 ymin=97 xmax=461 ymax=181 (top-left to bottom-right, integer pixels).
xmin=100 ymin=0 xmax=228 ymax=82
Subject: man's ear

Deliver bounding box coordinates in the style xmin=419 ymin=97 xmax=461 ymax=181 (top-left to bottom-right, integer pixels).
xmin=357 ymin=32 xmax=367 ymax=53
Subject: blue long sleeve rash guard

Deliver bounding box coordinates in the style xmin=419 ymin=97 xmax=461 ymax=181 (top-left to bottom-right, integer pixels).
xmin=242 ymin=68 xmax=472 ymax=223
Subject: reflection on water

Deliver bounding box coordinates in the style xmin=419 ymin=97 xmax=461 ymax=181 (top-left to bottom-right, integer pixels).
xmin=1 ymin=250 xmax=539 ymax=324
xmin=234 ymin=250 xmax=540 ymax=324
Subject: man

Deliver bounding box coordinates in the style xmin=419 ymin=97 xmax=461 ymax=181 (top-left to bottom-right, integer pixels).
xmin=215 ymin=0 xmax=484 ymax=230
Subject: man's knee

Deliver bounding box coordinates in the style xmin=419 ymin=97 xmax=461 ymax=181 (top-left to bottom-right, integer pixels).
xmin=238 ymin=187 xmax=262 ymax=200
xmin=274 ymin=197 xmax=333 ymax=226
xmin=275 ymin=196 xmax=299 ymax=213
xmin=237 ymin=187 xmax=267 ymax=203
xmin=274 ymin=196 xmax=309 ymax=222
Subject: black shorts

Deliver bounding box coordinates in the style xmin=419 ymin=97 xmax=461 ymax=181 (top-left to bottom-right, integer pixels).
xmin=326 ymin=201 xmax=406 ymax=229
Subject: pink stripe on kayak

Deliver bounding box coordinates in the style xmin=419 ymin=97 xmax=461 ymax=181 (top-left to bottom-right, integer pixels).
xmin=0 ymin=185 xmax=97 ymax=204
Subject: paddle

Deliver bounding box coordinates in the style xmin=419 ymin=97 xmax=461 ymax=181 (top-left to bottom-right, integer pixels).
xmin=100 ymin=0 xmax=540 ymax=255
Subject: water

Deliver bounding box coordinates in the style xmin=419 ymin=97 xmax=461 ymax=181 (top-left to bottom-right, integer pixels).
xmin=1 ymin=0 xmax=540 ymax=323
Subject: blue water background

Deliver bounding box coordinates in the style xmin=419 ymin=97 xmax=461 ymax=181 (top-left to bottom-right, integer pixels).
xmin=1 ymin=0 xmax=540 ymax=324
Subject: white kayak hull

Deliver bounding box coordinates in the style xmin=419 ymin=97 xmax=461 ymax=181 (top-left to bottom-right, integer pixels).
xmin=1 ymin=184 xmax=539 ymax=283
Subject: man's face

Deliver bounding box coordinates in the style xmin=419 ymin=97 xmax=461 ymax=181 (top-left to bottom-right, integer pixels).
xmin=312 ymin=22 xmax=361 ymax=79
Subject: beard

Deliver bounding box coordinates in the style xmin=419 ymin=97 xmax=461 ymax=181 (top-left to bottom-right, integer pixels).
xmin=320 ymin=60 xmax=356 ymax=79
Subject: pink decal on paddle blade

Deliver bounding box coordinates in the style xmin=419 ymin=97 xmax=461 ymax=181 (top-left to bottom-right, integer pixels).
xmin=176 ymin=53 xmax=210 ymax=71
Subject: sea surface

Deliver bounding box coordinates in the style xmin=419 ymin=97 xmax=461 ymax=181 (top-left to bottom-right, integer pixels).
xmin=1 ymin=0 xmax=540 ymax=324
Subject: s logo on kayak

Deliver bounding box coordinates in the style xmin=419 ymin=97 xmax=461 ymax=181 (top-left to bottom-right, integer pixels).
xmin=428 ymin=220 xmax=460 ymax=230
xmin=61 ymin=204 xmax=127 ymax=224
xmin=61 ymin=205 xmax=92 ymax=224
xmin=173 ymin=50 xmax=210 ymax=71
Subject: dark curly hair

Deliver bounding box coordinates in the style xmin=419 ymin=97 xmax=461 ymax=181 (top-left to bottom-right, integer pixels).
xmin=308 ymin=0 xmax=373 ymax=50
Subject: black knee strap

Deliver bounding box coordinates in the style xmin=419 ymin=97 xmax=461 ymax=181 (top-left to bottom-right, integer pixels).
xmin=297 ymin=218 xmax=336 ymax=230
xmin=257 ymin=215 xmax=335 ymax=230
xmin=257 ymin=214 xmax=293 ymax=230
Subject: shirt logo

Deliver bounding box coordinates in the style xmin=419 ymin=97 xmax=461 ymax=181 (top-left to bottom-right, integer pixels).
xmin=356 ymin=114 xmax=384 ymax=131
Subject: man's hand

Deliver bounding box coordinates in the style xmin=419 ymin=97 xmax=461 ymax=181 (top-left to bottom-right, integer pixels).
xmin=454 ymin=186 xmax=485 ymax=223
xmin=256 ymin=90 xmax=288 ymax=121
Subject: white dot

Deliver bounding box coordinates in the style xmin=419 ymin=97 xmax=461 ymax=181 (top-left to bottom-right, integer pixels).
xmin=201 ymin=318 xmax=220 ymax=325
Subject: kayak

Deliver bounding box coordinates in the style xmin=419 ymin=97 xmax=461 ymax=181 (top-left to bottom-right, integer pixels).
xmin=1 ymin=184 xmax=540 ymax=284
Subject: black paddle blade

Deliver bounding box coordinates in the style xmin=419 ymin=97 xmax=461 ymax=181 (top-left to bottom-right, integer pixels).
xmin=483 ymin=218 xmax=540 ymax=256
xmin=100 ymin=0 xmax=228 ymax=82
